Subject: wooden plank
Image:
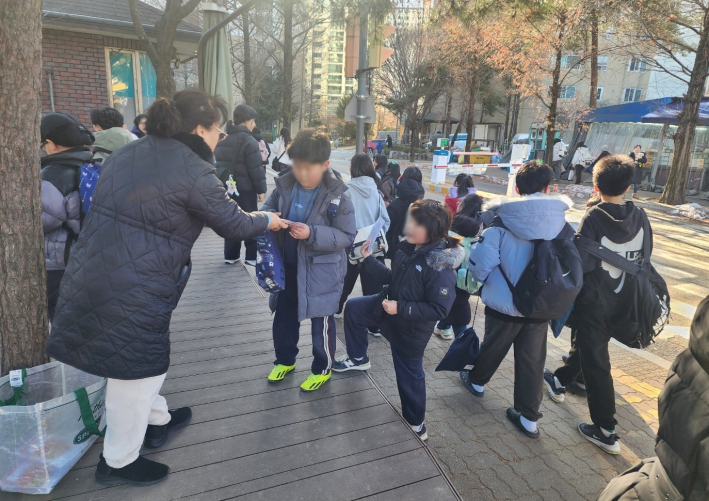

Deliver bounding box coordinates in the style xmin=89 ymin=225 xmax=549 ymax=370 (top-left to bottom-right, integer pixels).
xmin=230 ymin=448 xmax=442 ymax=500
xmin=170 ymin=322 xmax=312 ymax=343
xmin=169 ymin=338 xmax=312 ymax=366
xmin=359 ymin=477 xmax=458 ymax=500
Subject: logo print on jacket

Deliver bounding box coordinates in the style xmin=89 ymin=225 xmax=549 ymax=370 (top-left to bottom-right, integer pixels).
xmin=600 ymin=228 xmax=644 ymax=294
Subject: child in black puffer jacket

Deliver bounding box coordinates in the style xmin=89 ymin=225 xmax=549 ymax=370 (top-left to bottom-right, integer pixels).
xmin=334 ymin=200 xmax=463 ymax=441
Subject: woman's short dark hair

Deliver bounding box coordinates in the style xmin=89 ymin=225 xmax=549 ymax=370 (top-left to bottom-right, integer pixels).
xmin=233 ymin=104 xmax=258 ymax=125
xmin=451 ymin=213 xmax=481 ymax=238
xmin=280 ymin=127 xmax=292 ymax=146
xmin=374 ymin=154 xmax=388 ymax=169
xmin=133 ymin=114 xmax=147 ymax=127
xmin=516 ymin=161 xmax=552 ymax=195
xmin=145 ymin=89 xmax=228 ymax=138
xmin=90 ymin=107 xmax=124 ymax=129
xmin=409 ymin=199 xmax=452 ymax=243
xmin=593 ymin=155 xmax=636 ymax=196
xmin=288 ymin=128 xmax=330 ymax=164
xmin=382 ymin=161 xmax=401 ymax=183
xmin=456 ymin=194 xmax=484 ymax=219
xmin=400 ymin=166 xmax=422 ymax=183
xmin=454 ymin=173 xmax=475 ymax=194
xmin=350 ymin=153 xmax=381 ymax=188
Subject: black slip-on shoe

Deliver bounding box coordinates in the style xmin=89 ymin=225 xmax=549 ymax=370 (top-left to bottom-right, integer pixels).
xmin=144 ymin=407 xmax=192 ymax=449
xmin=506 ymin=407 xmax=540 ymax=439
xmin=95 ymin=454 xmax=169 ymax=486
xmin=459 ymin=370 xmax=484 ymax=397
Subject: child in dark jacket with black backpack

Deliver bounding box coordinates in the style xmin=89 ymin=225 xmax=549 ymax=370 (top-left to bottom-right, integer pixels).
xmin=334 ymin=200 xmax=463 ymax=441
xmin=544 ymin=154 xmax=655 ymax=455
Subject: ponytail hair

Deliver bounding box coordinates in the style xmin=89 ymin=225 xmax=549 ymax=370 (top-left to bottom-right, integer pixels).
xmin=145 ymin=88 xmax=228 ymax=138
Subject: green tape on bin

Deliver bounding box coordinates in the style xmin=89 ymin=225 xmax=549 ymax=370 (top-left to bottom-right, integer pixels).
xmin=74 ymin=386 xmax=106 ymax=438
xmin=0 ymin=369 xmax=27 ymax=407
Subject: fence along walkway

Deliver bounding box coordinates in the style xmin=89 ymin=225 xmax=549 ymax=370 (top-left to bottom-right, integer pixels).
xmin=8 ymin=229 xmax=460 ymax=501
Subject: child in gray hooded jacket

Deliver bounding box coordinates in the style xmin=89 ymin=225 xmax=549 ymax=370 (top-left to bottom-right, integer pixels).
xmin=460 ymin=161 xmax=573 ymax=438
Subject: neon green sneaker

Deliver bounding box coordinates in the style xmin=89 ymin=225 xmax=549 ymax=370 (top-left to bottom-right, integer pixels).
xmin=267 ymin=364 xmax=295 ymax=382
xmin=300 ymin=372 xmax=331 ymax=391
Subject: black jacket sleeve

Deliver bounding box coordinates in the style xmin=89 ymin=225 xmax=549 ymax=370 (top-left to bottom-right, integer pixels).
xmin=398 ymin=267 xmax=456 ymax=322
xmin=363 ymin=254 xmax=393 ymax=284
xmin=244 ymin=137 xmax=267 ymax=194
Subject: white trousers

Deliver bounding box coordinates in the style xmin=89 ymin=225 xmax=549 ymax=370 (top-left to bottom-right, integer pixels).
xmin=103 ymin=373 xmax=171 ymax=468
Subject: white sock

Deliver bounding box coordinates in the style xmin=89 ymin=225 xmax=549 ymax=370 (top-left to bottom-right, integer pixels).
xmin=553 ymin=376 xmax=564 ymax=389
xmin=600 ymin=427 xmax=615 ymax=437
xmin=411 ymin=423 xmax=424 ymax=433
xmin=520 ymin=416 xmax=538 ymax=433
xmin=472 ymin=383 xmax=484 ymax=393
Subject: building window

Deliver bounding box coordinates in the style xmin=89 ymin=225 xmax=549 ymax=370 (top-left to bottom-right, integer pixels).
xmin=597 ymin=55 xmax=609 ymax=71
xmin=106 ymin=48 xmax=156 ymax=125
xmin=313 ymin=52 xmax=322 ymax=59
xmin=328 ymin=75 xmax=342 ymax=84
xmin=327 ymin=85 xmax=342 ymax=95
xmin=596 ymin=87 xmax=603 ymax=101
xmin=327 ymin=96 xmax=340 ymax=104
xmin=329 ymin=31 xmax=344 ymax=41
xmin=559 ymin=85 xmax=576 ymax=99
xmin=328 ymin=64 xmax=343 ymax=73
xmin=628 ymin=58 xmax=647 ymax=72
xmin=328 ymin=42 xmax=344 ymax=52
xmin=328 ymin=53 xmax=343 ymax=63
xmin=623 ymin=88 xmax=642 ymax=102
xmin=561 ymin=55 xmax=581 ymax=70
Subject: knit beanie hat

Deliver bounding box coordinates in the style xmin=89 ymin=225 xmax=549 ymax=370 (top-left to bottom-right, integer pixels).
xmin=41 ymin=113 xmax=94 ymax=147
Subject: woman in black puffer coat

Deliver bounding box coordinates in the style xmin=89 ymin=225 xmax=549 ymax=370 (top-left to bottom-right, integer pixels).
xmin=46 ymin=89 xmax=286 ymax=487
xmin=598 ymin=295 xmax=709 ymax=501
xmin=385 ymin=167 xmax=424 ymax=259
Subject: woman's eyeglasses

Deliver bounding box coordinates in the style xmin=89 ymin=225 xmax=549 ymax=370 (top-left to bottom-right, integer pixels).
xmin=217 ymin=127 xmax=227 ymax=141
xmin=40 ymin=141 xmax=48 ymax=152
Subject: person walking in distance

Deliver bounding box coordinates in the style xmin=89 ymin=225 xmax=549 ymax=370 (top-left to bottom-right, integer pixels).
xmin=629 ymin=144 xmax=648 ymax=199
xmin=271 ymin=127 xmax=293 ymax=173
xmin=40 ymin=113 xmax=96 ymax=321
xmin=571 ymin=142 xmax=593 ymax=184
xmin=551 ymin=138 xmax=567 ymax=181
xmin=45 ymin=89 xmax=287 ymax=486
xmin=261 ymin=129 xmax=356 ymax=391
xmin=215 ymin=104 xmax=267 ymax=266
xmin=544 ymin=155 xmax=653 ymax=455
xmin=385 ymin=166 xmax=425 ymax=259
xmin=335 ymin=154 xmax=390 ymax=325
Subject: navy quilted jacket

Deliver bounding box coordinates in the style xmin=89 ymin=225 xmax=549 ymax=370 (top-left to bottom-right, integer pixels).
xmin=46 ymin=133 xmax=271 ymax=380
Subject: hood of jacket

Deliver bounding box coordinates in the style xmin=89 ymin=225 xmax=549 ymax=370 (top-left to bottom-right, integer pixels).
xmin=226 ymin=123 xmax=250 ymax=135
xmin=396 ymin=179 xmax=424 ymax=203
xmin=347 ymin=176 xmax=379 ymax=199
xmin=690 ymin=296 xmax=709 ymax=374
xmin=449 ymin=186 xmax=477 ymax=199
xmin=585 ymin=201 xmax=646 ymax=244
xmin=172 ymin=131 xmax=214 ymax=163
xmin=483 ymin=193 xmax=573 ymax=240
xmin=93 ymin=127 xmax=134 ymax=152
xmin=425 ymin=241 xmax=465 ymax=270
xmin=41 ymin=147 xmax=94 ymax=196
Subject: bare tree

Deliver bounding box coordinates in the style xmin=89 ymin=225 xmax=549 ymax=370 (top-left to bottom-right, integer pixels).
xmin=0 ymin=0 xmax=47 ymax=375
xmin=128 ymin=0 xmax=202 ymax=98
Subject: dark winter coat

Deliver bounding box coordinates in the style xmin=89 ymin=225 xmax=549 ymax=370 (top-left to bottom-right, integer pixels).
xmin=385 ymin=179 xmax=424 ymax=259
xmin=41 ymin=147 xmax=93 ymax=271
xmin=363 ymin=240 xmax=463 ymax=358
xmin=630 ymin=151 xmax=649 ymax=185
xmin=262 ymin=168 xmax=356 ymax=321
xmin=45 ymin=133 xmax=271 ymax=380
xmin=214 ymin=123 xmax=267 ymax=194
xmin=590 ymin=150 xmax=611 ymax=172
xmin=598 ymin=457 xmax=683 ymax=501
xmin=654 ymin=295 xmax=709 ymax=500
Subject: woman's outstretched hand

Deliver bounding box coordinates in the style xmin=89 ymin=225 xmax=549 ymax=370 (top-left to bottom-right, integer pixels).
xmin=267 ymin=212 xmax=289 ymax=231
xmin=361 ymin=238 xmax=373 ymax=259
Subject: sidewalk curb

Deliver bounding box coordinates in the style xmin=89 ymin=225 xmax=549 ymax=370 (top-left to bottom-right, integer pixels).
xmin=425 ymin=183 xmax=450 ymax=195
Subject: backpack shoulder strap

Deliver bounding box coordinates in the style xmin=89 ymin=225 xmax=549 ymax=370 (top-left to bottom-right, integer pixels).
xmin=574 ymin=235 xmax=642 ymax=276
xmin=555 ymin=222 xmax=575 ymax=240
xmin=488 ymin=215 xmax=508 ymax=231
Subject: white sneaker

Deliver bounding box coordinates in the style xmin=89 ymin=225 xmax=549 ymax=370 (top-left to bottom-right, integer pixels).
xmin=367 ymin=328 xmax=382 ymax=337
xmin=434 ymin=326 xmax=454 ymax=340
xmin=244 ymin=259 xmax=256 ymax=266
xmin=334 ymin=311 xmax=343 ymax=319
xmin=224 ymin=259 xmax=239 ymax=264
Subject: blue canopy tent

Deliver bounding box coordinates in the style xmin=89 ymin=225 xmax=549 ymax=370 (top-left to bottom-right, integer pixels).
xmin=583 ymin=98 xmax=672 ymax=123
xmin=641 ymin=97 xmax=709 ymax=125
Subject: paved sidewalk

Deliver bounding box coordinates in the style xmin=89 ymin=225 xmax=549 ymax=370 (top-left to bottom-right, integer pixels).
xmin=336 ymin=297 xmax=666 ymax=501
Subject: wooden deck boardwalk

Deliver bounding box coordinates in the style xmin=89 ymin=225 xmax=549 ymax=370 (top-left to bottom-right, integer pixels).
xmin=10 ymin=230 xmax=460 ymax=501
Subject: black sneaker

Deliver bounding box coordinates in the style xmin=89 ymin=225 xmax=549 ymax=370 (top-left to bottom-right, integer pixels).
xmin=95 ymin=454 xmax=169 ymax=486
xmin=415 ymin=424 xmax=428 ymax=441
xmin=332 ymin=355 xmax=371 ymax=372
xmin=367 ymin=327 xmax=382 ymax=337
xmin=144 ymin=407 xmax=192 ymax=449
xmin=543 ymin=368 xmax=566 ymax=403
xmin=562 ymin=354 xmax=569 ymax=364
xmin=459 ymin=370 xmax=484 ymax=397
xmin=567 ymin=381 xmax=587 ymax=397
xmin=578 ymin=423 xmax=621 ymax=454
xmin=505 ymin=407 xmax=540 ymax=438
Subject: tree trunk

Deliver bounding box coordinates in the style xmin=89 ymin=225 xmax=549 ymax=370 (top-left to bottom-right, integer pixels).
xmin=242 ymin=10 xmax=253 ymax=105
xmin=503 ymin=94 xmax=511 ymax=149
xmin=281 ymin=0 xmax=294 ymax=128
xmin=510 ymin=93 xmax=521 ymax=143
xmin=410 ymin=120 xmax=418 ymax=162
xmin=660 ymin=13 xmax=709 ymax=204
xmin=0 ymin=0 xmax=48 ymax=376
xmin=464 ymin=75 xmax=477 ymax=163
xmin=589 ymin=5 xmax=599 ymax=109
xmin=545 ymin=35 xmax=564 ymax=165
xmin=444 ymin=93 xmax=453 ymax=136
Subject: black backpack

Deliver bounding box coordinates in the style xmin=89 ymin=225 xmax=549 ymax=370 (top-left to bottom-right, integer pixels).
xmin=574 ymin=215 xmax=670 ymax=348
xmin=490 ymin=217 xmax=583 ymax=320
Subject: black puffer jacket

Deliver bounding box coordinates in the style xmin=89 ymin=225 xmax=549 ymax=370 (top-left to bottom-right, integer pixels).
xmin=363 ymin=240 xmax=462 ymax=358
xmin=385 ymin=179 xmax=424 ymax=259
xmin=214 ymin=123 xmax=267 ymax=194
xmin=46 ymin=133 xmax=271 ymax=380
xmin=655 ymin=295 xmax=709 ymax=500
xmin=41 ymin=147 xmax=93 ymax=271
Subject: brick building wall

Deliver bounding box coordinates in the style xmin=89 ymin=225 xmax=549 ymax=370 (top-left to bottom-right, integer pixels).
xmin=41 ymin=29 xmax=143 ymax=125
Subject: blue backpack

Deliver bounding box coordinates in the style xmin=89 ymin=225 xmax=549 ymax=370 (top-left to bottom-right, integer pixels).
xmin=79 ymin=162 xmax=103 ymax=214
xmin=255 ymin=230 xmax=286 ymax=293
